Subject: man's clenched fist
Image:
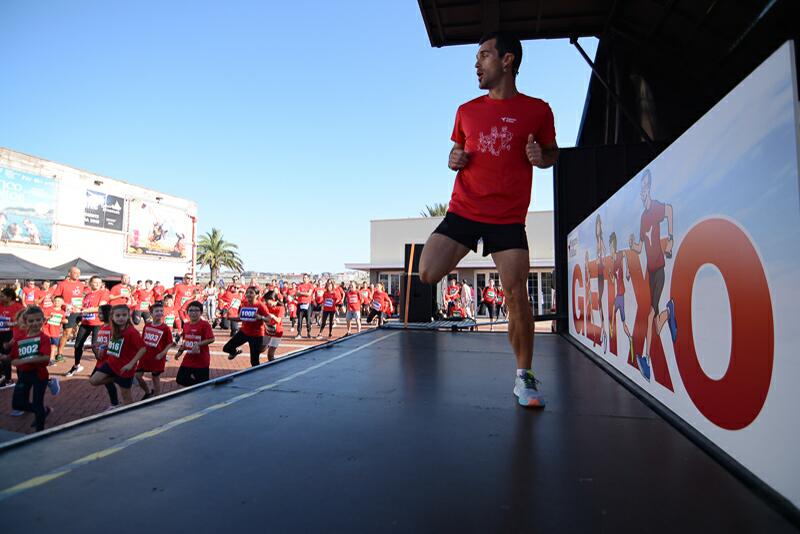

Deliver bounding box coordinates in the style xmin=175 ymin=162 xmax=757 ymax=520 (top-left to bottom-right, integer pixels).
xmin=448 ymin=145 xmax=469 ymax=170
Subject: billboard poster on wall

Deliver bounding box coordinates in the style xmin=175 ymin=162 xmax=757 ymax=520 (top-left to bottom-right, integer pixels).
xmin=84 ymin=189 xmax=124 ymax=231
xmin=0 ymin=166 xmax=57 ymax=246
xmin=567 ymin=42 xmax=800 ymax=507
xmin=126 ymin=198 xmax=190 ymax=259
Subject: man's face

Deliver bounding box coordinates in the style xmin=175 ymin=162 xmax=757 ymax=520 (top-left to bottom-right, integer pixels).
xmin=69 ymin=268 xmax=80 ymax=281
xmin=90 ymin=278 xmax=101 ymax=291
xmin=476 ymin=38 xmax=506 ymax=90
xmin=641 ymin=176 xmax=651 ymax=206
xmin=303 ymin=275 xmax=310 ymax=284
xmin=122 ymin=275 xmax=130 ymax=285
xmin=184 ymin=274 xmax=194 ymax=285
xmin=42 ymin=281 xmax=50 ymax=289
xmin=26 ymin=280 xmax=35 ymax=288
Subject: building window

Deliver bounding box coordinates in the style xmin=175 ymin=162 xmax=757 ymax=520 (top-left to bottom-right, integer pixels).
xmin=528 ymin=272 xmax=538 ymax=314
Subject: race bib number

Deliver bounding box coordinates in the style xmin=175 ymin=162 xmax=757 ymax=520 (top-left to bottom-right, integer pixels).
xmin=140 ymin=301 xmax=150 ymax=310
xmin=0 ymin=317 xmax=9 ymax=331
xmin=71 ymin=297 xmax=83 ymax=308
xmin=48 ymin=314 xmax=63 ymax=326
xmin=371 ymin=300 xmax=382 ymax=311
xmin=143 ymin=328 xmax=164 ymax=348
xmin=164 ymin=315 xmax=176 ymax=327
xmin=266 ymin=324 xmax=277 ymax=336
xmin=231 ymin=298 xmax=241 ymax=309
xmin=486 ymin=290 xmax=495 ymax=300
xmin=349 ymin=294 xmax=359 ymax=304
xmin=184 ymin=335 xmax=201 ymax=353
xmin=239 ymin=307 xmax=257 ymax=321
xmin=324 ymin=298 xmax=334 ymax=308
xmin=180 ymin=296 xmax=190 ymax=306
xmin=299 ymin=303 xmax=309 ymax=310
xmin=83 ymin=312 xmax=97 ymax=321
xmin=452 ymin=310 xmax=463 ymax=318
xmin=121 ymin=287 xmax=130 ymax=296
xmin=107 ymin=338 xmax=124 ymax=358
xmin=18 ymin=338 xmax=41 ymax=360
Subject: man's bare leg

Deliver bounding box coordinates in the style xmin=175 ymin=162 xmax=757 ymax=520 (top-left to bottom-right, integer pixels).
xmin=419 ymin=233 xmax=470 ymax=286
xmin=492 ymin=249 xmax=534 ymax=370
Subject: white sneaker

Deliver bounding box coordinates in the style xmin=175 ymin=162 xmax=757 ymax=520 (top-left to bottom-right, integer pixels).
xmin=513 ymin=371 xmax=546 ymax=408
xmin=9 ymin=409 xmax=24 ymax=416
xmin=66 ymin=365 xmax=85 ymax=377
xmin=49 ymin=378 xmax=61 ymax=396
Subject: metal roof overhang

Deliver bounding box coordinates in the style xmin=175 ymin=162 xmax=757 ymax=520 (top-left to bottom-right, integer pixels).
xmin=417 ymin=0 xmax=799 ymax=146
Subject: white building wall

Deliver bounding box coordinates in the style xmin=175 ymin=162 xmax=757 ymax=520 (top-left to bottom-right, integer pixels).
xmin=0 ymin=148 xmax=197 ymax=283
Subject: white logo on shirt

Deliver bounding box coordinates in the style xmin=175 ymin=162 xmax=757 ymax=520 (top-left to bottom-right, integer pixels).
xmin=478 ymin=126 xmax=513 ymax=156
xmin=501 ymin=117 xmax=517 ymax=123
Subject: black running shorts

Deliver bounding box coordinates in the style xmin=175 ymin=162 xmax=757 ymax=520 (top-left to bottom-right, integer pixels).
xmin=433 ymin=212 xmax=529 ymax=256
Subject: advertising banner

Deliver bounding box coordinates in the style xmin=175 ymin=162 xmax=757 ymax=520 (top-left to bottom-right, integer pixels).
xmin=126 ymin=198 xmax=190 ymax=259
xmin=0 ymin=167 xmax=57 ymax=246
xmin=567 ymin=42 xmax=800 ymax=507
xmin=84 ymin=189 xmax=124 ymax=231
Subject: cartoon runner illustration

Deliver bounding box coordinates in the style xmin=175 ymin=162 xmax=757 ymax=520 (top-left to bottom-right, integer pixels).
xmin=609 ymin=232 xmax=634 ymax=363
xmin=595 ymin=215 xmax=608 ymax=353
xmin=628 ymin=169 xmax=678 ymax=382
xmin=584 ymin=250 xmax=594 ymax=345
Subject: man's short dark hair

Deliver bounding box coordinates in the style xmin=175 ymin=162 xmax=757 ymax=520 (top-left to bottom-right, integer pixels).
xmin=479 ymin=32 xmax=522 ymax=75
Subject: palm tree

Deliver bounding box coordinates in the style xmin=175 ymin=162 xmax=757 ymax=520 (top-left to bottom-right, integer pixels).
xmin=197 ymin=228 xmax=244 ymax=282
xmin=420 ymin=202 xmax=449 ymax=217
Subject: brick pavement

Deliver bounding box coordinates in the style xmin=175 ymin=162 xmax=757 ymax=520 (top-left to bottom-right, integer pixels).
xmin=0 ymin=318 xmax=549 ymax=437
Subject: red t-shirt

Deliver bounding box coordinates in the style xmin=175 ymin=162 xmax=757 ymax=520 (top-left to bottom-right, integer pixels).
xmin=10 ymin=332 xmax=51 ymax=380
xmin=171 ymin=283 xmax=198 ymax=308
xmin=265 ymin=304 xmax=285 ymax=338
xmin=109 ymin=283 xmax=133 ymax=307
xmin=239 ymin=301 xmax=269 ymax=337
xmin=222 ymin=290 xmax=244 ymax=320
xmin=640 ymin=200 xmax=666 ymax=273
xmin=22 ymin=287 xmax=41 ymax=306
xmin=43 ymin=306 xmax=68 ymax=338
xmin=450 ymin=303 xmax=467 ymax=319
xmin=296 ymin=283 xmax=314 ymax=305
xmin=346 ymin=290 xmax=362 ymax=312
xmin=284 ymin=288 xmax=296 ymax=302
xmin=180 ymin=320 xmax=214 ymax=369
xmin=134 ymin=289 xmax=154 ymax=311
xmin=321 ymin=290 xmax=337 ymax=312
xmin=313 ymin=286 xmax=326 ymax=305
xmin=138 ymin=323 xmax=173 ymax=373
xmin=334 ymin=286 xmax=345 ymax=305
xmin=40 ymin=287 xmax=56 ymax=311
xmin=152 ymin=284 xmax=166 ymax=301
xmin=613 ymin=252 xmax=626 ymax=297
xmin=370 ymin=291 xmax=389 ymax=312
xmin=55 ymin=279 xmax=87 ymax=311
xmin=162 ymin=306 xmax=182 ymax=332
xmin=444 ymin=285 xmax=461 ymax=302
xmin=0 ymin=302 xmax=25 ymax=336
xmin=496 ymin=289 xmax=505 ymax=305
xmin=482 ymin=287 xmax=497 ymax=304
xmin=105 ymin=325 xmax=145 ymax=378
xmin=81 ymin=290 xmax=109 ymax=326
xmin=93 ymin=325 xmax=112 ymax=369
xmin=359 ymin=288 xmax=371 ymax=304
xmin=449 ymin=94 xmax=556 ymax=224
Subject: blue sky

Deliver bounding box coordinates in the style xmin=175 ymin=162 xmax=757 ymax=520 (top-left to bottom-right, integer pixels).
xmin=1 ymin=0 xmax=597 ymax=273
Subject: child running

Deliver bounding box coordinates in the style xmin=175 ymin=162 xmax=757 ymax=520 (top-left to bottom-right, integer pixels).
xmin=91 ymin=304 xmax=120 ymax=410
xmin=135 ymin=302 xmax=175 ymax=398
xmin=344 ymin=281 xmax=363 ymax=335
xmin=316 ymin=280 xmax=338 ymax=339
xmin=9 ymin=306 xmax=60 ymax=431
xmin=224 ymin=287 xmax=268 ymax=367
xmin=43 ymin=295 xmax=68 ymax=365
xmin=261 ymin=290 xmax=285 ymax=362
xmin=175 ymin=301 xmax=215 ymax=387
xmin=89 ymin=304 xmax=146 ymax=405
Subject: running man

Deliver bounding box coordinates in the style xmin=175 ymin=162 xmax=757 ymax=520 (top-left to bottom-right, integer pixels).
xmin=595 ymin=216 xmax=608 ymax=353
xmin=418 ymin=32 xmax=558 ymax=408
xmin=53 ymin=267 xmax=87 ymax=361
xmin=628 ymin=169 xmax=678 ymax=381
